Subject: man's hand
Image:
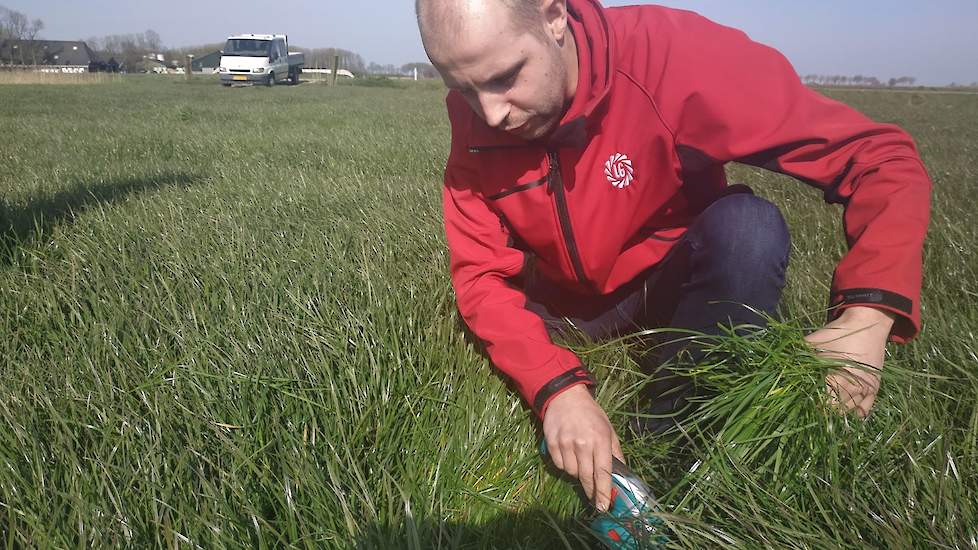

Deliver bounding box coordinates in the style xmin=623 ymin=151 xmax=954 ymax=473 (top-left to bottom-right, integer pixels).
xmin=542 ymin=384 xmax=625 ymax=512
xmin=804 ymin=306 xmax=896 ymax=418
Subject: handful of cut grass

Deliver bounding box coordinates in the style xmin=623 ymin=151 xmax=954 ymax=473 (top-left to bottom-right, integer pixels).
xmin=625 ymin=316 xmax=919 ymax=520
xmin=672 ymin=319 xmax=849 ymax=477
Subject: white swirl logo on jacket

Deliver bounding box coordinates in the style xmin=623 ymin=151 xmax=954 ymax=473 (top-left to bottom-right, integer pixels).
xmin=604 ymin=153 xmax=634 ymax=189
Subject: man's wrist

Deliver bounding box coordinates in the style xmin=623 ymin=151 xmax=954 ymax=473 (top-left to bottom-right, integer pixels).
xmin=539 ymin=382 xmax=593 ymax=419
xmin=836 ymin=305 xmax=897 ymax=330
xmin=535 ymin=367 xmax=596 ymax=418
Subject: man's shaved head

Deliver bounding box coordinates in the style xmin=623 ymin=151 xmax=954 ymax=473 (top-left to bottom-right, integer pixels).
xmin=416 ymin=0 xmax=546 ymax=45
xmin=416 ymin=0 xmax=578 ymax=141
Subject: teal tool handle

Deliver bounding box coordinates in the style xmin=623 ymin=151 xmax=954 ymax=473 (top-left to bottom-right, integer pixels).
xmin=538 ymin=439 xmax=669 ymax=549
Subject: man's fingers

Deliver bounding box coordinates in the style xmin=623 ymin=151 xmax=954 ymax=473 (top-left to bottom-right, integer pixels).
xmin=828 ymin=368 xmax=861 ymax=390
xmin=856 ymin=393 xmax=877 ymax=418
xmin=828 ymin=371 xmax=865 ymax=400
xmin=825 ymin=375 xmax=851 ymax=403
xmin=560 ymin=441 xmax=580 ymax=478
xmin=827 ymin=371 xmax=883 ymax=419
xmin=546 ymin=437 xmax=564 ymax=471
xmin=826 ymin=377 xmax=861 ymax=414
xmin=841 ymin=388 xmax=873 ymax=419
xmin=576 ymin=443 xmax=596 ymax=501
xmin=611 ymin=433 xmax=625 ymax=465
xmin=842 ymin=392 xmax=861 ymax=415
xmin=593 ymin=443 xmax=613 ymax=512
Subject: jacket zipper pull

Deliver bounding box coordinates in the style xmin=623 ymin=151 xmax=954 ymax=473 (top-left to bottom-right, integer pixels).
xmin=547 ymin=151 xmax=561 ymax=192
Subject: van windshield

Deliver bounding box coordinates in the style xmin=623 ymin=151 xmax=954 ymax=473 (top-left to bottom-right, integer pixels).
xmin=223 ymin=39 xmax=271 ymax=57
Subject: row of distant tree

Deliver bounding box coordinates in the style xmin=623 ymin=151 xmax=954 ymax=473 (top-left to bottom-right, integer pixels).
xmin=801 ymin=74 xmax=978 ymax=89
xmin=0 ymin=6 xmax=42 ymax=42
xmin=0 ymin=5 xmax=44 ymax=64
xmin=82 ymin=30 xmax=163 ymax=72
xmin=802 ymin=74 xmax=918 ymax=88
xmin=289 ymin=50 xmax=439 ymax=78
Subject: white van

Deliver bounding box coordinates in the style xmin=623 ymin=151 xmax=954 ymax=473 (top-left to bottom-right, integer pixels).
xmin=218 ymin=34 xmax=305 ymax=86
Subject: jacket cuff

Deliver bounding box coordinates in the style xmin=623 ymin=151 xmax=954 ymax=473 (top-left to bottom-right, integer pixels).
xmin=829 ymin=288 xmax=919 ymax=343
xmin=533 ymin=367 xmax=596 ymax=419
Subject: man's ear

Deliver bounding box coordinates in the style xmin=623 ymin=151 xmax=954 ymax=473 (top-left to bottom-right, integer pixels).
xmin=542 ymin=0 xmax=570 ymax=44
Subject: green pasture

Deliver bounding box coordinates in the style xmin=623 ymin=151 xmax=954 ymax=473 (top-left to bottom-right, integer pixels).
xmin=1 ymin=76 xmax=976 ymax=548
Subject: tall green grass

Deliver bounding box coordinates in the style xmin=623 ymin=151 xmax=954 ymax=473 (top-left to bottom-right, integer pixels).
xmin=1 ymin=77 xmax=976 ymax=548
xmin=611 ymin=318 xmax=975 ymax=548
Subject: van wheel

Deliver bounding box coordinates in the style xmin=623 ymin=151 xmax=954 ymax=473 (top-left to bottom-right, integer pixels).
xmin=266 ymin=73 xmax=275 ymax=87
xmin=289 ymin=69 xmax=299 ymax=85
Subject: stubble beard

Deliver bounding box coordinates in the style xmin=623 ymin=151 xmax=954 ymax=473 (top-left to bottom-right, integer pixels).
xmin=524 ymin=44 xmax=569 ymax=141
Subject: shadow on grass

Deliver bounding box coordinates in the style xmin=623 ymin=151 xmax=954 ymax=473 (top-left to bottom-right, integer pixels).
xmin=0 ymin=172 xmax=199 ymax=266
xmin=357 ymin=507 xmax=601 ymax=550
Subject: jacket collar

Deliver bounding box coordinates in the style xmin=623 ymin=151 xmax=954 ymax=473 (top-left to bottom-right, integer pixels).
xmin=549 ymin=0 xmax=613 ymax=148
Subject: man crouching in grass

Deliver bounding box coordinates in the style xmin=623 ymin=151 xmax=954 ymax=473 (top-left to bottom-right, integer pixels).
xmin=416 ymin=0 xmax=931 ymax=513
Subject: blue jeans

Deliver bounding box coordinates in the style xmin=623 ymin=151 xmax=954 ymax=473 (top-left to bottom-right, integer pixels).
xmin=525 ymin=191 xmax=790 ymax=431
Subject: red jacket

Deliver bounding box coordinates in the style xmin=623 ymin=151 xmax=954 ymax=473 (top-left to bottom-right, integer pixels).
xmin=442 ymin=0 xmax=932 ymax=418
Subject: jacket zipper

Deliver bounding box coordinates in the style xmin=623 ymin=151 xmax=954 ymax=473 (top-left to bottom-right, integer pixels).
xmin=547 ymin=151 xmax=589 ymax=286
xmin=486 ymin=177 xmax=547 ymax=201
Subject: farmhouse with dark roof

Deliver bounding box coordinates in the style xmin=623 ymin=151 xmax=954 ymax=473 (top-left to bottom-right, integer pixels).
xmin=0 ymin=39 xmax=98 ymax=72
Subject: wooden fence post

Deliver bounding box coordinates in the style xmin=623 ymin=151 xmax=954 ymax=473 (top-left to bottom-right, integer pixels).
xmin=186 ymin=55 xmax=193 ymax=81
xmin=331 ymin=55 xmax=340 ymax=86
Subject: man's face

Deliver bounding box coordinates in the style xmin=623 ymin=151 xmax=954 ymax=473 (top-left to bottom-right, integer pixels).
xmin=422 ymin=1 xmax=571 ymax=141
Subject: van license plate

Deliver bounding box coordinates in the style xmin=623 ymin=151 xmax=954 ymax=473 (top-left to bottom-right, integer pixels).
xmin=232 ymin=75 xmax=247 ymax=81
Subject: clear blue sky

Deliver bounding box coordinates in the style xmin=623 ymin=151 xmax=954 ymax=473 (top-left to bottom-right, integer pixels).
xmin=5 ymin=0 xmax=977 ymax=85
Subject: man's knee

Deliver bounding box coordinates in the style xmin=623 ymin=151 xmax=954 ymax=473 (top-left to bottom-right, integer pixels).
xmin=690 ymin=193 xmax=790 ymax=269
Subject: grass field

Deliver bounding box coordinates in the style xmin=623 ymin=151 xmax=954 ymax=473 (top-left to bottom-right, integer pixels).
xmin=1 ymin=76 xmax=976 ymax=548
